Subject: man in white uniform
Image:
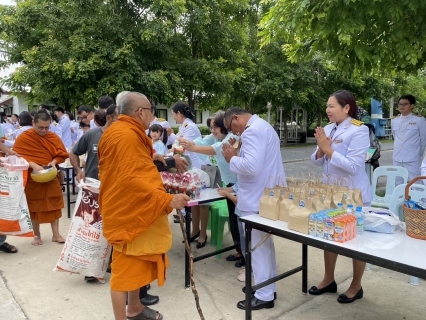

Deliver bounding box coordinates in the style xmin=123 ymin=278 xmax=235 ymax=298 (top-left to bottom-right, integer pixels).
xmin=53 ymin=106 xmax=72 ymax=149
xmin=392 ymin=95 xmax=426 ymax=181
xmin=222 ymin=107 xmax=286 ymax=311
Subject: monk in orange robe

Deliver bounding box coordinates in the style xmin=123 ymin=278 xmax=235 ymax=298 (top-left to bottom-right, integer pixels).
xmin=98 ymin=91 xmax=189 ymax=320
xmin=13 ymin=110 xmax=69 ymax=246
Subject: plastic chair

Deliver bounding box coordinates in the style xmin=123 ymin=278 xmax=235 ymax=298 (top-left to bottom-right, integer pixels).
xmin=371 ymin=166 xmax=409 ymax=208
xmin=369 ymin=182 xmax=426 ymax=285
xmin=214 ymin=206 xmax=230 ymax=259
xmin=208 ymin=200 xmax=229 ymax=247
xmin=388 ymin=184 xmax=407 ymax=221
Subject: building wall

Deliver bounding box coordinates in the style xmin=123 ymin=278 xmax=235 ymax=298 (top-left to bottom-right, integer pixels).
xmin=156 ymin=104 xmax=211 ymax=127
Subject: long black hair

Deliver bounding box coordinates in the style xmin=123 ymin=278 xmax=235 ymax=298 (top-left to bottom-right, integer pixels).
xmin=172 ymin=101 xmax=195 ymax=120
xmin=148 ymin=124 xmax=168 ymax=145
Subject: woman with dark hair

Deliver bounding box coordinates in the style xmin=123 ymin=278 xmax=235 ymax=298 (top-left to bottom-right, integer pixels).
xmin=172 ymin=101 xmax=211 ymax=247
xmin=15 ymin=111 xmax=33 ymax=139
xmin=309 ymin=90 xmax=372 ymax=303
xmin=171 ymin=101 xmax=205 ymax=169
xmin=180 ymin=111 xmax=241 ymax=255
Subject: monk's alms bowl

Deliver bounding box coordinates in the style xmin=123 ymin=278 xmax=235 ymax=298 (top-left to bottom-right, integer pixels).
xmin=31 ymin=165 xmax=58 ymax=183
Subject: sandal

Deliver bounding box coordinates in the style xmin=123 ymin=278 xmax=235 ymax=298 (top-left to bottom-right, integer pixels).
xmin=0 ymin=242 xmax=18 ymax=253
xmin=127 ymin=306 xmax=163 ymax=320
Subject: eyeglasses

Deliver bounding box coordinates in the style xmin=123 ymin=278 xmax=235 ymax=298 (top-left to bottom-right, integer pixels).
xmin=79 ymin=114 xmax=89 ymax=120
xmin=398 ymin=103 xmax=411 ymax=107
xmin=137 ymin=107 xmax=155 ymax=115
xmin=209 ymin=126 xmax=218 ymax=131
xmin=226 ymin=115 xmax=236 ymax=131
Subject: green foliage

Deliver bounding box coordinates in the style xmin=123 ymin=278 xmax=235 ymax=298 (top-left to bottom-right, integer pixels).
xmin=261 ymin=0 xmax=426 ymax=74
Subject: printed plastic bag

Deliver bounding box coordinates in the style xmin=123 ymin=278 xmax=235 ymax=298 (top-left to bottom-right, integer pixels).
xmin=54 ymin=178 xmax=112 ymax=283
xmin=189 ymin=168 xmax=210 ymax=187
xmin=363 ymin=207 xmax=405 ymax=234
xmin=0 ymin=156 xmax=33 ymax=237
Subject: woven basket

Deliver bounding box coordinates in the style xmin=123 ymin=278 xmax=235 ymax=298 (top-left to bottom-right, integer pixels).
xmin=402 ymin=176 xmax=426 ymax=240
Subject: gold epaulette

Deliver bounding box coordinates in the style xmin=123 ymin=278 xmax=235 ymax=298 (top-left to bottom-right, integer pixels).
xmin=328 ymin=121 xmax=333 ymax=125
xmin=392 ymin=115 xmax=400 ymax=119
xmin=416 ymin=114 xmax=424 ymax=117
xmin=158 ymin=118 xmax=166 ymax=122
xmin=350 ymin=119 xmax=363 ymax=126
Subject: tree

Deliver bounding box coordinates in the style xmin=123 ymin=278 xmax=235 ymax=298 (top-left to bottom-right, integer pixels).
xmin=0 ymin=0 xmax=186 ymax=108
xmin=260 ymin=0 xmax=426 ymax=74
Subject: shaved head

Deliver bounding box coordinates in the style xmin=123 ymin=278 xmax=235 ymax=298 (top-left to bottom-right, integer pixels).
xmin=118 ymin=92 xmax=150 ymax=116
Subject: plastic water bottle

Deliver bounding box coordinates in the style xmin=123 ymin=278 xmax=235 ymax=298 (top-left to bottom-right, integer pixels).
xmin=355 ymin=206 xmax=364 ymax=235
xmin=410 ymin=276 xmax=419 ymax=286
xmin=346 ymin=204 xmax=354 ymax=214
xmin=337 ymin=203 xmax=344 ymax=210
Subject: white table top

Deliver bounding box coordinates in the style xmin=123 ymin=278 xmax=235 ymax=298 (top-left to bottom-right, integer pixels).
xmin=241 ymin=214 xmax=426 ymax=273
xmin=187 ymin=188 xmax=226 ymax=207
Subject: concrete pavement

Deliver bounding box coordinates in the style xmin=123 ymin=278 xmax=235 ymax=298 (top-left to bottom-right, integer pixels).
xmin=2 ymin=141 xmax=425 ymax=320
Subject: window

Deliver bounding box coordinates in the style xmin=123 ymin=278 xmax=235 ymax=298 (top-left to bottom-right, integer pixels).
xmin=157 ymin=109 xmax=168 ymax=121
xmin=194 ymin=110 xmax=202 ymax=124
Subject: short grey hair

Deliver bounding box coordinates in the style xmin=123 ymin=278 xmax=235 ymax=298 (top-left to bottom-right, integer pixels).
xmin=116 ymin=91 xmax=149 ymax=116
xmin=116 ymin=91 xmax=130 ymax=115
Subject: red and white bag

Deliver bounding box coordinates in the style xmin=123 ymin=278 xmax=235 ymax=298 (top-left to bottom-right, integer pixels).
xmin=0 ymin=156 xmax=33 ymax=237
xmin=54 ymin=178 xmax=112 ymax=283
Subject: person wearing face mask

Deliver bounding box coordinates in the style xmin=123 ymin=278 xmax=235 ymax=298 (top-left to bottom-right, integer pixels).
xmin=179 ymin=111 xmax=241 ymax=256
xmin=222 ymin=107 xmax=285 ymax=311
xmin=309 ymin=90 xmax=372 ymax=304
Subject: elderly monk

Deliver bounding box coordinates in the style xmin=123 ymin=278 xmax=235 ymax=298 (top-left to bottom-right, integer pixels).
xmin=13 ymin=111 xmax=68 ymax=246
xmin=98 ymin=91 xmax=189 ymax=320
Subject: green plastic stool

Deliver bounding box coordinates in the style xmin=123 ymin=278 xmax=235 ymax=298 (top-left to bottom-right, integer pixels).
xmin=209 ymin=200 xmax=228 ymax=247
xmin=215 ymin=206 xmax=230 ymax=259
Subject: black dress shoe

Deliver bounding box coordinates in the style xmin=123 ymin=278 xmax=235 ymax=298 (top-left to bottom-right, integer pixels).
xmin=196 ymin=236 xmax=208 ymax=249
xmin=140 ymin=293 xmax=159 ymax=306
xmin=146 ymin=284 xmax=151 ymax=291
xmin=337 ymin=287 xmax=363 ymax=303
xmin=235 ymin=259 xmax=245 ymax=268
xmin=242 ymin=287 xmax=277 ymax=300
xmin=308 ymin=280 xmax=337 ymax=295
xmin=182 ymin=231 xmax=200 ymax=243
xmin=226 ymin=254 xmax=241 ymax=261
xmin=237 ymin=296 xmax=274 ymax=310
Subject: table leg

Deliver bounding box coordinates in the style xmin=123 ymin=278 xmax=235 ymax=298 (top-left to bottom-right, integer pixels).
xmin=66 ymin=168 xmax=71 ymax=218
xmin=245 ymin=224 xmax=252 ymax=320
xmin=302 ymin=244 xmax=307 ymax=294
xmin=72 ymin=168 xmax=76 ymax=195
xmin=185 ymin=206 xmax=191 ymax=289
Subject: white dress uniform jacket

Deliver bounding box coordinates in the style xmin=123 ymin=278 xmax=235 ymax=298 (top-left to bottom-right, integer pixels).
xmin=392 ymin=113 xmax=426 ymax=181
xmin=230 ymin=115 xmax=286 ymax=302
xmin=50 ymin=122 xmax=62 ymax=139
xmin=59 ymin=114 xmax=72 ymax=148
xmin=311 ymin=117 xmax=372 ymax=204
xmin=176 ymin=118 xmax=205 ymax=169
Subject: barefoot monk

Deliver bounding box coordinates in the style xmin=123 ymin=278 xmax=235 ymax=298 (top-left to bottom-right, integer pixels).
xmin=13 ymin=110 xmax=68 ymax=246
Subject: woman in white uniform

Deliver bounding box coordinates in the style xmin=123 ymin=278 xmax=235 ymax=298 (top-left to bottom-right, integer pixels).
xmin=309 ymin=90 xmax=372 ymax=304
xmin=172 ymin=101 xmax=210 ymax=247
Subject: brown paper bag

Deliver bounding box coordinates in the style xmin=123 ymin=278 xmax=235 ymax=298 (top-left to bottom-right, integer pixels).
xmin=330 ymin=192 xmax=344 ymax=208
xmin=259 ymin=187 xmax=281 ymax=220
xmin=288 ymin=197 xmax=315 ymax=234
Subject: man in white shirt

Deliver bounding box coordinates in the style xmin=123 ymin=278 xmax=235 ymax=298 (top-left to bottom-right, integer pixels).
xmin=88 ymin=96 xmax=115 ymax=129
xmin=391 ymin=95 xmax=426 ymax=181
xmin=53 ymin=106 xmax=72 ymax=149
xmin=222 ymin=107 xmax=286 ymax=311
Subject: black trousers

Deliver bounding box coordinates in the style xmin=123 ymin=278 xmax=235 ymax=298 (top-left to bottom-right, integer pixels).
xmin=225 ymin=183 xmax=242 ymax=255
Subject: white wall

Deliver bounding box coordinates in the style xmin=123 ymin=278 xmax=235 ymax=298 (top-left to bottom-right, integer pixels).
xmin=156 ymin=104 xmax=211 ymax=127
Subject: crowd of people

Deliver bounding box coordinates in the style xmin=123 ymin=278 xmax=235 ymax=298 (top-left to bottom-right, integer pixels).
xmin=1 ymin=90 xmax=425 ymax=320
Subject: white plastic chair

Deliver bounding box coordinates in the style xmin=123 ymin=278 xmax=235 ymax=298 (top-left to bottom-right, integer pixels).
xmin=388 ymin=184 xmax=407 ymax=221
xmin=371 ymin=166 xmax=409 ymax=208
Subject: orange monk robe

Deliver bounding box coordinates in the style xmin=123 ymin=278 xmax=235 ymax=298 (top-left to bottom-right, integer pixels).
xmin=98 ymin=115 xmax=174 ymax=291
xmin=13 ymin=129 xmax=68 ymax=223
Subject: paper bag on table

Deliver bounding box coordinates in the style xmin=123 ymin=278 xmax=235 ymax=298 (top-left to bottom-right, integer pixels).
xmin=288 ymin=197 xmax=315 ymax=234
xmin=259 ymin=187 xmax=281 ymax=221
xmin=279 ymin=189 xmax=300 ymax=222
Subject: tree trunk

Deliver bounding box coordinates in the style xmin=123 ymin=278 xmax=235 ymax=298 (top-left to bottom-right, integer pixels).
xmin=316 ymin=105 xmax=322 ymax=127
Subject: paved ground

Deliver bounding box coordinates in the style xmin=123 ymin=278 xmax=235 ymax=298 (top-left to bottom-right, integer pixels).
xmin=3 ymin=140 xmax=425 ymax=320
